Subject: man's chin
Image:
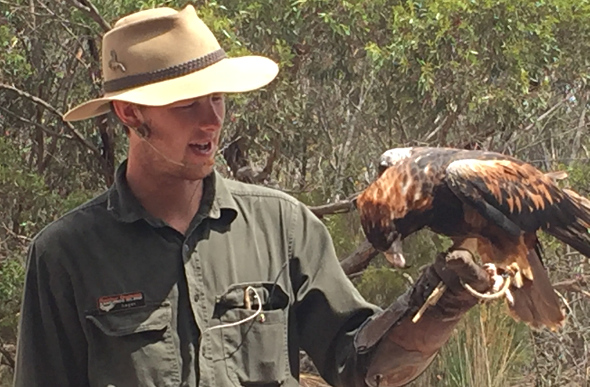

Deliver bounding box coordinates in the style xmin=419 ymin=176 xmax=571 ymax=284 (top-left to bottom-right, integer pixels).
xmin=176 ymin=163 xmax=215 ymax=181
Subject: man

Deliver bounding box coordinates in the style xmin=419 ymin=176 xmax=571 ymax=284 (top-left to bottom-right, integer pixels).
xmin=14 ymin=5 xmax=492 ymax=387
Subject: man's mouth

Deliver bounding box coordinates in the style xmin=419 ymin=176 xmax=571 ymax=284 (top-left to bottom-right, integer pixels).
xmin=189 ymin=142 xmax=213 ymax=154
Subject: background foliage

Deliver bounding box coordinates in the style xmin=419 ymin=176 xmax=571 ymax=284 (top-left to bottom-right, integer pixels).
xmin=1 ymin=0 xmax=589 ymax=385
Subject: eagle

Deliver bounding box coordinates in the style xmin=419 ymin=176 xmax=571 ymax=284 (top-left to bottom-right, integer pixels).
xmin=356 ymin=147 xmax=590 ymax=330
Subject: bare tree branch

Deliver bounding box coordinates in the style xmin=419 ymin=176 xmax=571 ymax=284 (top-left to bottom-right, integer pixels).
xmin=333 ymin=73 xmax=375 ymax=194
xmin=307 ymin=191 xmax=359 ymax=218
xmin=65 ymin=0 xmax=111 ymax=32
xmin=1 ymin=222 xmax=33 ymax=243
xmin=340 ymin=239 xmax=379 ymax=276
xmin=423 ymin=114 xmax=447 ymax=142
xmin=0 ymin=106 xmax=73 ymax=140
xmin=256 ymin=141 xmax=280 ymax=183
xmin=571 ymin=97 xmax=587 ymax=159
xmin=36 ymin=0 xmax=89 ymax=51
xmin=0 ymin=83 xmax=100 ymax=156
xmin=522 ymin=93 xmax=573 ymax=132
xmin=553 ymin=277 xmax=590 ymax=298
xmin=308 ymin=200 xmax=356 ymax=218
xmin=0 ymin=339 xmax=15 ymax=370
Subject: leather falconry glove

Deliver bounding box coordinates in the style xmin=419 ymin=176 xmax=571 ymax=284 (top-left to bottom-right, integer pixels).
xmin=355 ymin=249 xmax=493 ymax=387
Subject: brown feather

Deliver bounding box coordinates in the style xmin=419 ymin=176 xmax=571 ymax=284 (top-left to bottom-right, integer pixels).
xmin=357 ymin=164 xmax=434 ymax=222
xmin=507 ymin=248 xmax=566 ymax=331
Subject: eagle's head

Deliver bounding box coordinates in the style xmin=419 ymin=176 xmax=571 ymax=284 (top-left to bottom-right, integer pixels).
xmin=361 ymin=216 xmax=406 ymax=268
xmin=378 ymin=147 xmax=414 ymax=176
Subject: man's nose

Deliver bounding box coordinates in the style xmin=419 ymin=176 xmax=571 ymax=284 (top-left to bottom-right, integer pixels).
xmin=197 ymin=98 xmax=224 ymax=131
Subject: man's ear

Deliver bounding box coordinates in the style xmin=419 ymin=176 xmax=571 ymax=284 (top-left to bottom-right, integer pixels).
xmin=111 ymin=100 xmax=143 ymax=128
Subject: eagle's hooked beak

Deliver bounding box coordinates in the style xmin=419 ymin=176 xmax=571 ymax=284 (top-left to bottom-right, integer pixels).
xmin=384 ymin=235 xmax=405 ymax=268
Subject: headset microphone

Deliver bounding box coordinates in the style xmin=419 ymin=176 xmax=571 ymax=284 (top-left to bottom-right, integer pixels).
xmin=130 ymin=123 xmax=188 ymax=167
xmin=129 ymin=123 xmax=215 ymax=169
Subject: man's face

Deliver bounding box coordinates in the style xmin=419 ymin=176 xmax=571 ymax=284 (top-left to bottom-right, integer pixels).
xmin=128 ymin=93 xmax=225 ymax=181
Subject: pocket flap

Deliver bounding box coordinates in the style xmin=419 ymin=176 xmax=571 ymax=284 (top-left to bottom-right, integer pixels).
xmin=216 ymin=282 xmax=289 ymax=310
xmin=86 ymin=302 xmax=172 ymax=337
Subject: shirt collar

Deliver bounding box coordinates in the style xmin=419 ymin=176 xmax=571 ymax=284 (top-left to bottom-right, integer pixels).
xmin=207 ymin=170 xmax=238 ymax=225
xmin=107 ymin=160 xmax=238 ymax=226
xmin=107 ymin=160 xmax=154 ymax=224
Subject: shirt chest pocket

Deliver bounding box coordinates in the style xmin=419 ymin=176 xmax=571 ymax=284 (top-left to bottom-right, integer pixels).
xmin=85 ymin=302 xmax=180 ymax=387
xmin=205 ymin=282 xmax=290 ymax=386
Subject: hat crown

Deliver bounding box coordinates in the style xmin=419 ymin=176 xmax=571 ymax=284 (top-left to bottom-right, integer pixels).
xmin=102 ymin=5 xmax=221 ymax=82
xmin=62 ymin=5 xmax=278 ymax=122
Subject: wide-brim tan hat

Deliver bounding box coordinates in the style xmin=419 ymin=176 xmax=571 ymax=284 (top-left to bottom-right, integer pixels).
xmin=63 ymin=5 xmax=279 ymax=122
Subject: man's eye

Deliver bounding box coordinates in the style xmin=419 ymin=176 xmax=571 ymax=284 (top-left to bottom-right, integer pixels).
xmin=212 ymin=94 xmax=224 ymax=103
xmin=178 ymin=102 xmax=196 ymax=109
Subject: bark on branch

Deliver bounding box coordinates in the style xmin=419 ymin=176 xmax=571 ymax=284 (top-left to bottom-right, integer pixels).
xmin=307 ymin=192 xmax=359 ymax=219
xmin=340 ymin=239 xmax=379 ymax=276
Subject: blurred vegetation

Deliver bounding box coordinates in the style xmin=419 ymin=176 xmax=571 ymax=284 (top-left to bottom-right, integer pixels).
xmin=1 ymin=0 xmax=589 ymax=385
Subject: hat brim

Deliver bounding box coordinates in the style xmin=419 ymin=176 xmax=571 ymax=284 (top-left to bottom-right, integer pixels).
xmin=63 ymin=56 xmax=279 ymax=122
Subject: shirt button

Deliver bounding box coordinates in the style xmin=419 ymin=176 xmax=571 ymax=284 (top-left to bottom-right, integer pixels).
xmin=183 ymin=244 xmax=190 ymax=255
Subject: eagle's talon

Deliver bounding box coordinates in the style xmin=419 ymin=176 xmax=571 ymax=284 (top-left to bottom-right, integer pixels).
xmin=482 ymin=263 xmax=498 ymax=274
xmin=461 ymin=274 xmax=512 ymax=302
xmin=492 ymin=274 xmax=505 ymax=293
xmin=466 ymin=263 xmax=519 ymax=306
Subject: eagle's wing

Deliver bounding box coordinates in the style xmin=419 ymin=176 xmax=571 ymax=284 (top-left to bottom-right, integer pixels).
xmin=445 ymin=158 xmax=571 ymax=236
xmin=445 ymin=157 xmax=571 ymax=330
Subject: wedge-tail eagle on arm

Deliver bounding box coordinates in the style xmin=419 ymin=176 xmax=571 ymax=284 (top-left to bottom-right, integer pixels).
xmin=356 ymin=147 xmax=590 ymax=331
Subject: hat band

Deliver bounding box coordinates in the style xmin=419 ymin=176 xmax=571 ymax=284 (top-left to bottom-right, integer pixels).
xmin=103 ymin=49 xmax=227 ymax=93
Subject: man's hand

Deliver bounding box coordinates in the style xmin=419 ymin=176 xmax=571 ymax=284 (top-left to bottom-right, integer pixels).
xmin=354 ymin=248 xmax=493 ymax=387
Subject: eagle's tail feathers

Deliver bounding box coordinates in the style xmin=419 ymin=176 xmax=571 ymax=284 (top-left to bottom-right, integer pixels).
xmin=507 ymin=248 xmax=565 ymax=331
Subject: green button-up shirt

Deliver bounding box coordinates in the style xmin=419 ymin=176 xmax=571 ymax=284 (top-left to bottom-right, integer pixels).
xmin=15 ymin=161 xmax=379 ymax=387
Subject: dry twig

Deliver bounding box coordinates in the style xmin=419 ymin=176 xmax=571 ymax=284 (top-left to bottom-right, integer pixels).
xmin=0 ymin=83 xmax=100 ymax=156
xmin=0 ymin=340 xmax=15 ymax=370
xmin=65 ymin=0 xmax=110 ymax=32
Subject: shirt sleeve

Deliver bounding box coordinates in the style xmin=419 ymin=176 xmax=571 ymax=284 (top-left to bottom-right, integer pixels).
xmin=289 ymin=203 xmax=379 ymax=386
xmin=14 ymin=241 xmax=89 ymax=387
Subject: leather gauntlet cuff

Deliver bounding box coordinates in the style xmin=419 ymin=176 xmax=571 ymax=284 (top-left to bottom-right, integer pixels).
xmin=354 ymin=250 xmax=492 ymax=386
